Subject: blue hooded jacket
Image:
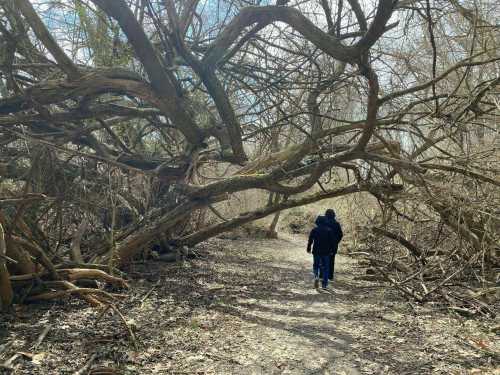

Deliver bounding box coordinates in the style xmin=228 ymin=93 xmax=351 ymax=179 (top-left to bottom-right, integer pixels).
xmin=314 ymin=214 xmax=343 ymax=253
xmin=307 ymin=216 xmax=336 ymax=255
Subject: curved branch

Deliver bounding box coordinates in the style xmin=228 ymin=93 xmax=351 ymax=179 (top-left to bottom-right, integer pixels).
xmin=379 ymin=55 xmax=500 ymax=104
xmin=355 ymin=67 xmax=380 ymax=150
xmin=372 ymin=226 xmax=424 ymax=261
xmin=265 ymin=167 xmax=324 ymax=195
xmin=203 ymin=1 xmax=394 ymax=68
xmin=0 ymin=71 xmax=171 ymax=118
xmin=420 ymin=163 xmax=500 ymax=187
xmin=90 ymin=0 xmax=205 ymax=146
xmin=17 ymin=0 xmax=80 ymax=79
xmin=347 ymin=0 xmax=368 ymax=32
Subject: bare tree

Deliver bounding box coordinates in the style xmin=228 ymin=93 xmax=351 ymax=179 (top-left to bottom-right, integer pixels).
xmin=0 ymin=0 xmax=498 ymax=307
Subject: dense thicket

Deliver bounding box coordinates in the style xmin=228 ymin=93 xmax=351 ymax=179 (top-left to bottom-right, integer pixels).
xmin=0 ymin=0 xmax=498 ymax=311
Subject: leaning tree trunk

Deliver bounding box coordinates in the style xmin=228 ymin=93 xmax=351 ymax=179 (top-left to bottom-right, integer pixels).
xmin=0 ymin=224 xmax=14 ymax=310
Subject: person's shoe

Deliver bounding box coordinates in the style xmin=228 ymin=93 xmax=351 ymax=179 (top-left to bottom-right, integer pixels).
xmin=314 ymin=278 xmax=319 ymax=289
xmin=322 ymin=284 xmax=328 ymax=290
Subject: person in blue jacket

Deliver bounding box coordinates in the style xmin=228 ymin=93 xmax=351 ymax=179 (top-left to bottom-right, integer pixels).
xmin=321 ymin=209 xmax=343 ymax=280
xmin=307 ymin=215 xmax=336 ymax=289
xmin=308 ymin=209 xmax=343 ymax=288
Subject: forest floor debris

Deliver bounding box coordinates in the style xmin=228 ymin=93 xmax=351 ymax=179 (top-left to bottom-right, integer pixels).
xmin=1 ymin=235 xmax=498 ymax=374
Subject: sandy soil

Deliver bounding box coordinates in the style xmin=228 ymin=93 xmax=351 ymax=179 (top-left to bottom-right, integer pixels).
xmin=1 ymin=235 xmax=498 ymax=374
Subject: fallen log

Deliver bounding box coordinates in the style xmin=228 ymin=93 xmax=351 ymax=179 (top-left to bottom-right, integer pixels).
xmin=178 ymin=183 xmax=403 ymax=247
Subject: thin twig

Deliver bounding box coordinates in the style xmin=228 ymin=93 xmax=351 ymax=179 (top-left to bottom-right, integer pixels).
xmin=32 ymin=324 xmax=52 ymax=350
xmin=140 ymin=279 xmax=161 ymax=307
xmin=94 ymin=304 xmax=112 ymax=326
xmin=73 ymin=353 xmax=97 ymax=375
xmin=109 ymin=304 xmax=138 ymax=350
xmin=0 ymin=253 xmax=18 ymax=264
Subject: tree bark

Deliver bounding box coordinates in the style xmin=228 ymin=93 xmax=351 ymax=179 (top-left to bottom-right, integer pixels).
xmin=0 ymin=224 xmax=14 ymax=310
xmin=71 ymin=218 xmax=88 ymax=263
xmin=5 ymin=239 xmax=36 ymax=275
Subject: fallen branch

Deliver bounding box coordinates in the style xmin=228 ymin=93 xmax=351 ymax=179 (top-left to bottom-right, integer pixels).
xmin=140 ymin=279 xmax=161 ymax=307
xmin=9 ymin=271 xmax=46 ymax=282
xmin=2 ymin=353 xmax=20 ymax=370
xmin=32 ymin=324 xmax=52 ymax=350
xmin=109 ymin=304 xmax=138 ymax=350
xmin=179 ymin=183 xmax=403 ymax=246
xmin=372 ymin=226 xmax=425 ymax=262
xmin=73 ymin=353 xmax=97 ymax=375
xmin=0 ymin=253 xmax=18 ymax=264
xmin=25 ymin=281 xmax=124 ymax=307
xmin=10 ymin=268 xmax=128 ymax=288
xmin=94 ymin=304 xmax=113 ymax=325
xmin=58 ymin=269 xmax=129 ymax=289
xmin=372 ymin=264 xmax=423 ymax=302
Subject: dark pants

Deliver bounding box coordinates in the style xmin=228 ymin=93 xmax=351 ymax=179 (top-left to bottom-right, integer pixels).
xmin=313 ymin=254 xmax=331 ymax=287
xmin=319 ymin=253 xmax=337 ymax=280
xmin=331 ymin=253 xmax=336 ymax=279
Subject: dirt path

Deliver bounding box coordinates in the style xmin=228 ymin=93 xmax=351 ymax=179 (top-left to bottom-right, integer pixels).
xmin=185 ymin=236 xmax=497 ymax=375
xmin=1 ymin=236 xmax=498 ymax=374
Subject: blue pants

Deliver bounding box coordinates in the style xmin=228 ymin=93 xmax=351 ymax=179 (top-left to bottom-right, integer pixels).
xmin=313 ymin=254 xmax=331 ymax=287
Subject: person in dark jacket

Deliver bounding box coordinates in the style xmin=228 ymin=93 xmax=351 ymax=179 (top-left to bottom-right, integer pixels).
xmin=307 ymin=216 xmax=336 ymax=289
xmin=316 ymin=209 xmax=343 ymax=280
